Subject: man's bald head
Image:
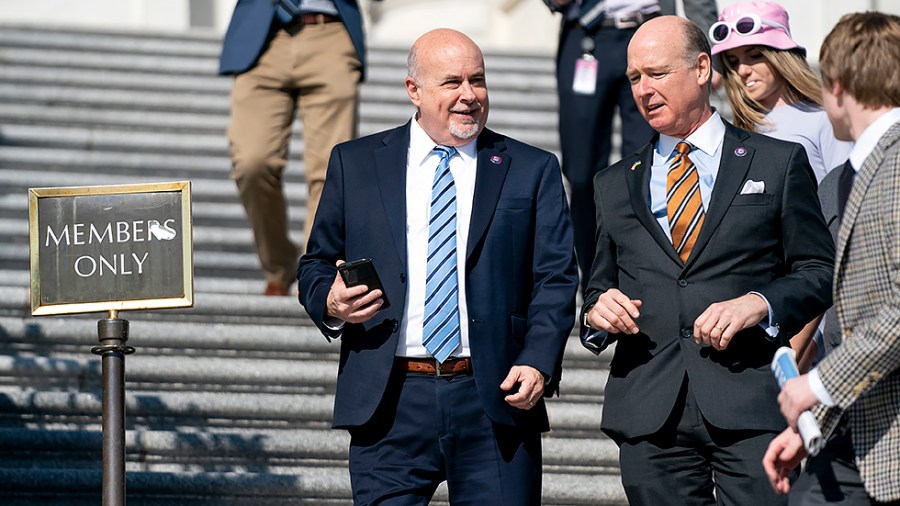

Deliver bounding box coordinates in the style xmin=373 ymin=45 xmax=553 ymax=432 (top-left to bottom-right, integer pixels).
xmin=626 ymin=16 xmax=713 ymax=139
xmin=408 ymin=29 xmax=483 ymax=83
xmin=631 ymin=16 xmax=712 ymax=72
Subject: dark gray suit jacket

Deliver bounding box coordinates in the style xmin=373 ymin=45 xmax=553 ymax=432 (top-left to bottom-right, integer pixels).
xmin=582 ymin=120 xmax=834 ymax=442
xmin=817 ymin=165 xmax=844 ymax=356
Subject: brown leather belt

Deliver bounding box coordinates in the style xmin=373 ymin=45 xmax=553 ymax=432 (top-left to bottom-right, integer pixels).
xmin=599 ymin=11 xmax=660 ymax=29
xmin=283 ymin=14 xmax=341 ymax=35
xmin=297 ymin=13 xmax=341 ymax=25
xmin=398 ymin=357 xmax=472 ymax=377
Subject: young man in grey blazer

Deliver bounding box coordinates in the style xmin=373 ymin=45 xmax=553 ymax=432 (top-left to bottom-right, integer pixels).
xmin=764 ymin=12 xmax=900 ymax=505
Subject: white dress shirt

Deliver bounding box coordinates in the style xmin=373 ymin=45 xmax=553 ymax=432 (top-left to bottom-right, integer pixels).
xmin=396 ymin=118 xmax=477 ymax=358
xmin=649 ymin=111 xmax=725 ymax=227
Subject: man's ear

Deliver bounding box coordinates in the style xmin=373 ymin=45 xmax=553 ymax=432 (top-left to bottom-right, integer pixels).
xmin=405 ymin=77 xmax=421 ymax=107
xmin=825 ymin=78 xmax=846 ymax=108
xmin=696 ymin=53 xmax=712 ymax=87
xmin=831 ymin=79 xmax=844 ymax=99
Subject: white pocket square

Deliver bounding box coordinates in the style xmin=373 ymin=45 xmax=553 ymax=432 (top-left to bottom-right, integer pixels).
xmin=740 ymin=180 xmax=765 ymax=194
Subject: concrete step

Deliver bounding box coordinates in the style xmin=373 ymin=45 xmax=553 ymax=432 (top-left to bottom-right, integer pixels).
xmin=0 ymin=63 xmax=555 ymax=113
xmin=0 ymin=123 xmax=265 ymax=157
xmin=0 ymin=427 xmax=619 ymax=474
xmin=0 ymin=467 xmax=627 ymax=505
xmin=0 ymin=102 xmax=227 ymax=134
xmin=0 ymin=312 xmax=605 ymax=364
xmin=0 ymin=82 xmax=557 ymax=144
xmin=0 ymin=169 xmax=295 ymax=206
xmin=0 ymin=348 xmax=608 ymax=400
xmin=0 ymin=386 xmax=605 ymax=435
xmin=0 ymin=25 xmax=224 ymax=58
xmin=0 ymin=24 xmax=556 ymax=78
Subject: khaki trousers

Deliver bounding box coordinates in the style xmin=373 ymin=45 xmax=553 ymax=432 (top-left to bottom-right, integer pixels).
xmin=228 ymin=21 xmax=361 ymax=286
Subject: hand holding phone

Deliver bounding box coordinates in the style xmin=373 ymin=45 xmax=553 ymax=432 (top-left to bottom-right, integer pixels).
xmin=337 ymin=258 xmax=390 ymax=310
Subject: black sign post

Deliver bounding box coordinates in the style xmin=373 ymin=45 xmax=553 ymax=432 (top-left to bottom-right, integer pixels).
xmin=28 ymin=181 xmax=193 ymax=506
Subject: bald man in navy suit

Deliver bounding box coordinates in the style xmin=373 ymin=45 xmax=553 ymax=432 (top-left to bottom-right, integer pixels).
xmin=298 ymin=29 xmax=577 ymax=504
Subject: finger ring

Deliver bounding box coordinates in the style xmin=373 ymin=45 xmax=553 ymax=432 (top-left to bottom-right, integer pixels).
xmin=529 ymin=401 xmax=536 ymax=407
xmin=715 ymin=325 xmax=724 ymax=332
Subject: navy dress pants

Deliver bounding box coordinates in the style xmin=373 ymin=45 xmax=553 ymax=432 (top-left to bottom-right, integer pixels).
xmin=347 ymin=367 xmax=542 ymax=505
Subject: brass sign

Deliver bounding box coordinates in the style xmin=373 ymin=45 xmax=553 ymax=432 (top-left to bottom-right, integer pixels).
xmin=28 ymin=181 xmax=193 ymax=315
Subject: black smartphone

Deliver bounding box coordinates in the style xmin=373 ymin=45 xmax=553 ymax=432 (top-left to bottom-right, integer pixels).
xmin=337 ymin=258 xmax=390 ymax=310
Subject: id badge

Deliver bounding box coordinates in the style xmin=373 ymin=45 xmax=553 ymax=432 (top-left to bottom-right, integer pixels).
xmin=572 ymin=54 xmax=598 ymax=95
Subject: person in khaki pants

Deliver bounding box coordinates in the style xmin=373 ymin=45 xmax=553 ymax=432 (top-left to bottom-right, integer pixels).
xmin=219 ymin=0 xmax=373 ymax=295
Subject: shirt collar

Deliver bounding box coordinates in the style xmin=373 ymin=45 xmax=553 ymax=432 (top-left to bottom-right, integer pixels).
xmin=657 ymin=111 xmax=725 ymax=160
xmin=409 ymin=116 xmax=478 ymax=165
xmin=848 ymin=108 xmax=900 ymax=172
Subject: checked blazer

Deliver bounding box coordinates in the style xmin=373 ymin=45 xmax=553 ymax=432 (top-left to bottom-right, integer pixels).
xmin=815 ymin=121 xmax=900 ymax=502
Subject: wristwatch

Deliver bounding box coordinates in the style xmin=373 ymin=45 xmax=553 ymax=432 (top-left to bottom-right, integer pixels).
xmin=582 ymin=305 xmax=594 ymax=329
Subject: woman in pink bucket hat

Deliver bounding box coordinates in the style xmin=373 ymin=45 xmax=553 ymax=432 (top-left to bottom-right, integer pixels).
xmin=713 ymin=2 xmax=852 ymax=371
xmin=711 ymin=1 xmax=851 ymax=183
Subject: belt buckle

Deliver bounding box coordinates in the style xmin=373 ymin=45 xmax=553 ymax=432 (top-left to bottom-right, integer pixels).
xmin=615 ymin=12 xmax=642 ymax=29
xmin=434 ymin=358 xmax=446 ymax=377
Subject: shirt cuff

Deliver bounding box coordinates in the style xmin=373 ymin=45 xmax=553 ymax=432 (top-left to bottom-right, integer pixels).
xmin=808 ymin=367 xmax=836 ymax=407
xmin=749 ymin=291 xmax=778 ymax=338
xmin=323 ymin=316 xmax=345 ymax=340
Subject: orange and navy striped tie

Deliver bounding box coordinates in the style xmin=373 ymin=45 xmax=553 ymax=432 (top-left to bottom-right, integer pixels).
xmin=666 ymin=142 xmax=704 ymax=263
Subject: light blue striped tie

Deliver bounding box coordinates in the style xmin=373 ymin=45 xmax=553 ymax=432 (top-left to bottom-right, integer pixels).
xmin=275 ymin=0 xmax=300 ymax=24
xmin=423 ymin=146 xmax=461 ymax=363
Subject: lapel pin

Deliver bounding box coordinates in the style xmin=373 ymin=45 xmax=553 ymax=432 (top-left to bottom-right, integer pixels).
xmin=490 ymin=155 xmax=502 ymax=165
xmin=630 ymin=160 xmax=641 ymax=171
xmin=734 ymin=146 xmax=747 ymax=157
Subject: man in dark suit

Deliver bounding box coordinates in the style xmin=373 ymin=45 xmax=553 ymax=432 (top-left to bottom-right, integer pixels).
xmin=763 ymin=12 xmax=900 ymax=505
xmin=297 ymin=28 xmax=578 ymax=504
xmin=793 ymin=165 xmax=846 ymax=372
xmin=542 ymin=0 xmax=718 ymax=293
xmin=219 ymin=0 xmax=371 ymax=295
xmin=580 ymin=16 xmax=834 ymax=506
xmin=816 ymin=166 xmax=844 ymax=359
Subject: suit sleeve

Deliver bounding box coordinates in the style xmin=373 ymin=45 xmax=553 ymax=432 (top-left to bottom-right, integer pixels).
xmin=580 ymin=170 xmax=621 ymax=353
xmin=754 ymin=144 xmax=835 ymax=338
xmin=516 ymin=152 xmax=579 ymax=385
xmin=298 ymin=145 xmax=347 ymax=336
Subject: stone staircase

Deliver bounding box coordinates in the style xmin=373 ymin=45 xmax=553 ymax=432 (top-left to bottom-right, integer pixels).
xmin=0 ymin=24 xmax=627 ymax=505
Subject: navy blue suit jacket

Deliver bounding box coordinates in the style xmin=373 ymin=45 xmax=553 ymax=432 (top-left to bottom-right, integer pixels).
xmin=218 ymin=0 xmax=368 ymax=79
xmin=298 ymin=123 xmax=578 ymax=430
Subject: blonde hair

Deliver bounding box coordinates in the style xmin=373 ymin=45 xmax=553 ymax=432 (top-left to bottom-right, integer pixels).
xmin=718 ymin=46 xmax=823 ymax=131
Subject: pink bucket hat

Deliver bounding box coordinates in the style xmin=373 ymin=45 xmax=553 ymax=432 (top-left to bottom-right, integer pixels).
xmin=709 ymin=2 xmax=805 ymax=56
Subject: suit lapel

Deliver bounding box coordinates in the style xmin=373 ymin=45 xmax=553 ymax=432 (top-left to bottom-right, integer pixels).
xmin=835 ymin=122 xmax=900 ymax=278
xmin=374 ymin=123 xmax=411 ymax=264
xmin=625 ymin=142 xmax=682 ymax=265
xmin=466 ymin=130 xmax=510 ymax=261
xmin=683 ymin=122 xmax=753 ymax=269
